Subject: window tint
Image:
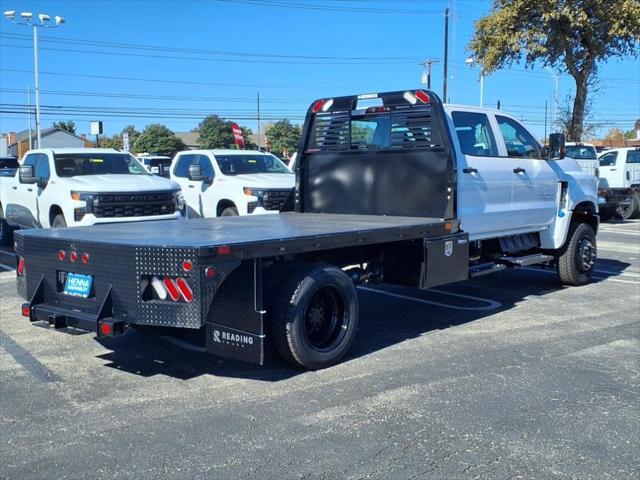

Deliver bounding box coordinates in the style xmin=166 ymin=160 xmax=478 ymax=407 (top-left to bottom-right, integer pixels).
xmin=54 ymin=153 xmax=147 ymax=176
xmin=23 ymin=153 xmax=38 ymax=166
xmin=626 ymin=150 xmax=640 ymax=164
xmin=215 ymin=154 xmax=292 ymax=175
xmin=197 ymin=155 xmax=214 ymax=178
xmin=599 ymin=152 xmax=618 ymax=166
xmin=565 ymin=145 xmax=597 ymax=159
xmin=173 ymin=154 xmax=196 ymax=178
xmin=451 ymin=111 xmax=498 ymax=156
xmin=496 ymin=115 xmax=541 ymax=158
xmin=34 ymin=154 xmax=50 ymax=180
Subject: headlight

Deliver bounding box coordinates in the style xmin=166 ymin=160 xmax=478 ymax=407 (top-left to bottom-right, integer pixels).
xmin=70 ymin=191 xmax=97 ymax=221
xmin=244 ymin=187 xmax=266 ymax=200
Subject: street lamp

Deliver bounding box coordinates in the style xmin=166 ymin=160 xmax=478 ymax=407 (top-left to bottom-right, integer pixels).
xmin=465 ymin=57 xmax=484 ymax=108
xmin=4 ymin=9 xmax=65 ymax=149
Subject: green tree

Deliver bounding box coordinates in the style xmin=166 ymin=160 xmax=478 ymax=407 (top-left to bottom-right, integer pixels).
xmin=266 ymin=120 xmax=301 ymax=158
xmin=53 ymin=120 xmax=76 ymax=134
xmin=133 ymin=124 xmax=186 ymax=157
xmin=557 ymin=94 xmax=601 ymax=140
xmin=468 ymin=0 xmax=640 ymax=141
xmin=197 ymin=115 xmax=235 ymax=149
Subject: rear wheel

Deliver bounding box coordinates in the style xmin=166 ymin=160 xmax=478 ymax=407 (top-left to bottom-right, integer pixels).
xmin=618 ymin=194 xmax=638 ymax=221
xmin=220 ymin=207 xmax=239 ymax=217
xmin=271 ymin=264 xmax=358 ymax=370
xmin=556 ymin=222 xmax=597 ymax=286
xmin=631 ymin=192 xmax=640 ymax=219
xmin=51 ymin=214 xmax=67 ymax=228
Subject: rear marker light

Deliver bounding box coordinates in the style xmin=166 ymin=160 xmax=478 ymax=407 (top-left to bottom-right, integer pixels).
xmin=70 ymin=251 xmax=78 ymax=262
xmin=163 ymin=277 xmax=180 ymax=301
xmin=403 ymin=91 xmax=417 ymax=104
xmin=58 ymin=250 xmax=66 ymax=261
xmin=81 ymin=253 xmax=90 ymax=264
xmin=21 ymin=305 xmax=31 ymax=317
xmin=218 ymin=246 xmax=231 ymax=255
xmin=205 ymin=266 xmax=216 ymax=278
xmin=312 ymin=99 xmax=325 ymax=113
xmin=321 ymin=98 xmax=334 ymax=112
xmin=176 ymin=278 xmax=193 ymax=302
xmin=182 ymin=260 xmax=193 ymax=272
xmin=151 ymin=276 xmax=167 ymax=300
xmin=17 ymin=257 xmax=25 ymax=275
xmin=415 ymin=90 xmax=430 ymax=103
xmin=99 ymin=322 xmax=112 ymax=336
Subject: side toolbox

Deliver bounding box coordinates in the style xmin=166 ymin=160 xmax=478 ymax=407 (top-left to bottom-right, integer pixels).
xmin=420 ymin=233 xmax=469 ymax=288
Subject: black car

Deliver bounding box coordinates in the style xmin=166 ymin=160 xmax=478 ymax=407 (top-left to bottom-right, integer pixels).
xmin=0 ymin=156 xmax=19 ymax=176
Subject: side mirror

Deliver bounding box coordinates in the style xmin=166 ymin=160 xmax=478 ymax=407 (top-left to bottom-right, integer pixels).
xmin=188 ymin=164 xmax=212 ymax=184
xmin=548 ymin=133 xmax=566 ymax=160
xmin=18 ymin=165 xmax=37 ymax=184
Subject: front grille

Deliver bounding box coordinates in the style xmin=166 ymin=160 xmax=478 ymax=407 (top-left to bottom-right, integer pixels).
xmin=262 ymin=189 xmax=292 ymax=211
xmin=93 ymin=191 xmax=176 ymax=218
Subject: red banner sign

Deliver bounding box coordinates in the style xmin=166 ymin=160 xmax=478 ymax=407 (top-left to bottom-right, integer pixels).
xmin=231 ymin=123 xmax=245 ymax=148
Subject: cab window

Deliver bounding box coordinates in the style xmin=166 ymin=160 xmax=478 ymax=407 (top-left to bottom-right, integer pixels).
xmin=197 ymin=155 xmax=214 ymax=178
xmin=496 ymin=115 xmax=541 ymax=159
xmin=626 ymin=150 xmax=640 ymax=164
xmin=451 ymin=111 xmax=498 ymax=156
xmin=34 ymin=154 xmax=50 ymax=181
xmin=173 ymin=154 xmax=196 ymax=178
xmin=599 ymin=151 xmax=618 ymax=166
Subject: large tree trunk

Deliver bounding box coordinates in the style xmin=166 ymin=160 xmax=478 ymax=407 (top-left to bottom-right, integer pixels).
xmin=568 ymin=72 xmax=589 ymax=142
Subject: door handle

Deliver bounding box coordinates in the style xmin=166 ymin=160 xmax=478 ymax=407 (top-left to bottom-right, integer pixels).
xmin=463 ymin=167 xmax=478 ymax=174
xmin=513 ymin=167 xmax=526 ymax=174
xmin=188 ymin=184 xmax=195 ymax=188
xmin=27 ymin=188 xmax=33 ymax=192
xmin=12 ymin=186 xmax=17 ymax=190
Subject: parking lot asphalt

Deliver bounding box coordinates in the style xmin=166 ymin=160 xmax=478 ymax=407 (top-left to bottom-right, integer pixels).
xmin=1 ymin=220 xmax=639 ymax=480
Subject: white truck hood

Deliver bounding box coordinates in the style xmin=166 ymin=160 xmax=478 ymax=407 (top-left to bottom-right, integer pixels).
xmin=229 ymin=173 xmax=295 ymax=189
xmin=63 ymin=174 xmax=180 ymax=192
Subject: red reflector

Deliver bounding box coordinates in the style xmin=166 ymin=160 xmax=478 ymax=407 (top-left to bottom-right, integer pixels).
xmin=58 ymin=250 xmax=66 ymax=261
xmin=205 ymin=266 xmax=217 ymax=278
xmin=99 ymin=322 xmax=113 ymax=335
xmin=182 ymin=260 xmax=193 ymax=272
xmin=81 ymin=253 xmax=90 ymax=264
xmin=17 ymin=257 xmax=25 ymax=275
xmin=176 ymin=277 xmax=194 ymax=302
xmin=163 ymin=277 xmax=180 ymax=301
xmin=21 ymin=305 xmax=31 ymax=317
xmin=217 ymin=246 xmax=231 ymax=255
xmin=312 ymin=99 xmax=325 ymax=113
xmin=70 ymin=251 xmax=78 ymax=262
xmin=415 ymin=90 xmax=430 ymax=103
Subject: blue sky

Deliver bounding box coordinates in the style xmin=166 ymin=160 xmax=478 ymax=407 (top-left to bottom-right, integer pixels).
xmin=0 ymin=0 xmax=638 ymax=140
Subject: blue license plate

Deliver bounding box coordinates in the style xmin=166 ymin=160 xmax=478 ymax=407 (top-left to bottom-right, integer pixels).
xmin=63 ymin=273 xmax=93 ymax=298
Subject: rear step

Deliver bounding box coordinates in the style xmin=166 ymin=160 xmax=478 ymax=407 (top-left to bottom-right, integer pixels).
xmin=469 ymin=254 xmax=554 ymax=278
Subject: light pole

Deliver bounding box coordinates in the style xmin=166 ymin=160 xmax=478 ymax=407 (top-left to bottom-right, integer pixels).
xmin=465 ymin=57 xmax=484 ymax=108
xmin=4 ymin=10 xmax=65 ymax=149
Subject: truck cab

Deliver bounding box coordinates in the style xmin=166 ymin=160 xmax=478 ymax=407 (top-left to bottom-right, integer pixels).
xmin=170 ymin=149 xmax=295 ymax=217
xmin=598 ymin=147 xmax=640 ymax=219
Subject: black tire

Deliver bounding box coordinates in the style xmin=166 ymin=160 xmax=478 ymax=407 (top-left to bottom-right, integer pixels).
xmin=618 ymin=194 xmax=638 ymax=221
xmin=271 ymin=264 xmax=358 ymax=370
xmin=220 ymin=207 xmax=239 ymax=217
xmin=51 ymin=214 xmax=67 ymax=228
xmin=556 ymin=222 xmax=597 ymax=286
xmin=0 ymin=215 xmax=13 ymax=247
xmin=631 ymin=192 xmax=640 ymax=219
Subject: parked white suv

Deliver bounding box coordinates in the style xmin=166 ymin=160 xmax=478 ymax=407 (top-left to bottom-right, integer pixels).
xmin=0 ymin=148 xmax=184 ymax=245
xmin=170 ymin=149 xmax=295 ymax=217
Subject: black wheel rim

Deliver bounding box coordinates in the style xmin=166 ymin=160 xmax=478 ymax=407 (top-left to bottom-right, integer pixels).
xmin=303 ymin=286 xmax=348 ymax=352
xmin=576 ymin=237 xmax=596 ymax=273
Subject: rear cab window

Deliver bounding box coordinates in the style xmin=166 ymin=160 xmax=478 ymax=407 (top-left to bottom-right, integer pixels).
xmin=626 ymin=150 xmax=640 ymax=164
xmin=565 ymin=145 xmax=597 ymax=159
xmin=451 ymin=111 xmax=498 ymax=156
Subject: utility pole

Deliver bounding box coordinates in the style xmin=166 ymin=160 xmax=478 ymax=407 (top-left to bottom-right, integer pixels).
xmin=27 ymin=86 xmax=33 ymax=150
xmin=443 ymin=7 xmax=449 ymax=102
xmin=257 ymin=92 xmax=261 ymax=149
xmin=420 ymin=59 xmax=439 ymax=89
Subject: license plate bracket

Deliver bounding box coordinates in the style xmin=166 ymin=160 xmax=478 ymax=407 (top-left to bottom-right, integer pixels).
xmin=63 ymin=273 xmax=93 ymax=298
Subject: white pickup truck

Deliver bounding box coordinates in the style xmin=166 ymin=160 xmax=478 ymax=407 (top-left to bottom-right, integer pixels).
xmin=0 ymin=148 xmax=185 ymax=245
xmin=170 ymin=149 xmax=294 ymax=217
xmin=598 ymin=147 xmax=640 ymax=219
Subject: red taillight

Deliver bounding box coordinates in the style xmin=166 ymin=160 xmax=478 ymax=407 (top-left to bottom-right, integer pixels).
xmin=70 ymin=251 xmax=78 ymax=262
xmin=205 ymin=266 xmax=216 ymax=278
xmin=415 ymin=90 xmax=430 ymax=103
xmin=176 ymin=277 xmax=193 ymax=302
xmin=312 ymin=99 xmax=325 ymax=113
xmin=99 ymin=321 xmax=113 ymax=335
xmin=217 ymin=245 xmax=231 ymax=255
xmin=182 ymin=260 xmax=192 ymax=272
xmin=21 ymin=305 xmax=31 ymax=317
xmin=81 ymin=253 xmax=90 ymax=264
xmin=17 ymin=257 xmax=25 ymax=275
xmin=162 ymin=277 xmax=180 ymax=301
xmin=58 ymin=250 xmax=66 ymax=261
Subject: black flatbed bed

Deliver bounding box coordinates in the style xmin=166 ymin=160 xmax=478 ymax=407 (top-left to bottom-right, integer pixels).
xmin=18 ymin=213 xmax=456 ymax=258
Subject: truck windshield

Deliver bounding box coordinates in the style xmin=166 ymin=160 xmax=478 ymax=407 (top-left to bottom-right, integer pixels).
xmin=565 ymin=146 xmax=596 ymax=159
xmin=54 ymin=153 xmax=149 ymax=177
xmin=215 ymin=154 xmax=292 ymax=175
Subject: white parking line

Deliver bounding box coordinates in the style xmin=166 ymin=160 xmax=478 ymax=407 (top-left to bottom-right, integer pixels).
xmin=358 ymin=286 xmax=501 ymax=311
xmin=523 ymin=267 xmax=639 ymax=285
xmin=599 ymin=229 xmax=640 ymax=235
xmin=594 ymin=269 xmax=640 ymax=278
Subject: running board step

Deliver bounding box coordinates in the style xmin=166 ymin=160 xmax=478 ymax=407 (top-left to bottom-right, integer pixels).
xmin=500 ymin=253 xmax=554 ymax=267
xmin=469 ymin=262 xmax=507 ymax=278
